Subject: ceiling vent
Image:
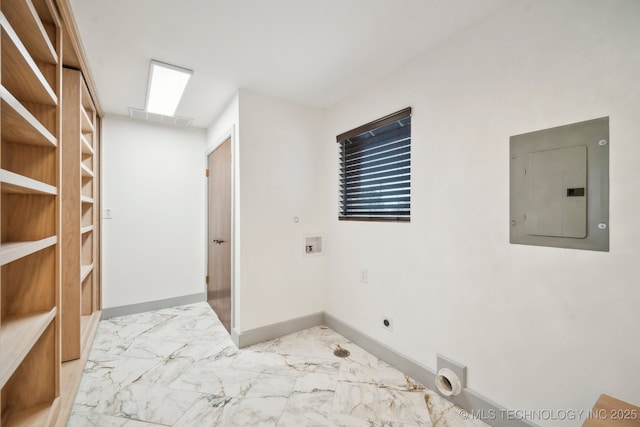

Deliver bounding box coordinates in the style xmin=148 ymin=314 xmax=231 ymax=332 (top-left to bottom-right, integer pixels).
xmin=128 ymin=108 xmax=193 ymax=127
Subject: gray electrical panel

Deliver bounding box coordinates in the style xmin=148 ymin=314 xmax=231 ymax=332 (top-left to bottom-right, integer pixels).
xmin=510 ymin=117 xmax=609 ymax=251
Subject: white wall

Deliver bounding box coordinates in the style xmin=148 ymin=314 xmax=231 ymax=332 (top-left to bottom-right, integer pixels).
xmin=237 ymin=90 xmax=325 ymax=331
xmin=322 ymin=0 xmax=640 ymax=424
xmin=102 ymin=115 xmax=207 ymax=308
xmin=205 ymin=90 xmax=325 ymax=332
xmin=206 ymin=93 xmax=239 ymax=151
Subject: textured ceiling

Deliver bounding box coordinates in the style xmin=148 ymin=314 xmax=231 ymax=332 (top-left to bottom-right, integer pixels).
xmin=70 ymin=0 xmax=514 ymax=128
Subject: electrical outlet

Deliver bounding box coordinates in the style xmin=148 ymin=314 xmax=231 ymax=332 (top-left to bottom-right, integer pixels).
xmin=360 ymin=268 xmax=368 ymax=284
xmin=381 ymin=316 xmax=393 ymax=331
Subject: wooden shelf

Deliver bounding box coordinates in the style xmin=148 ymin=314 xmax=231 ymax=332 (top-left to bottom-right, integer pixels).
xmin=62 ymin=68 xmax=100 ymax=366
xmin=81 ymin=82 xmax=93 ymax=112
xmin=80 ymin=225 xmax=94 ymax=234
xmin=1 ymin=85 xmax=57 ymax=147
xmin=2 ymin=0 xmax=57 ymax=64
xmin=0 ymin=308 xmax=57 ymax=387
xmin=1 ymin=1 xmax=66 ymax=425
xmin=1 ymin=169 xmax=57 ymax=195
xmin=81 ymin=134 xmax=94 ymax=155
xmin=0 ymin=14 xmax=57 ymax=106
xmin=81 ymin=106 xmax=94 ymax=133
xmin=3 ymin=398 xmax=60 ymax=427
xmin=80 ymin=163 xmax=94 ymax=178
xmin=0 ymin=236 xmax=57 ymax=266
xmin=80 ymin=264 xmax=93 ymax=282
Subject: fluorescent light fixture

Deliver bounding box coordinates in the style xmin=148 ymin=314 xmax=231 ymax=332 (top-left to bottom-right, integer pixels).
xmin=145 ymin=60 xmax=193 ymax=116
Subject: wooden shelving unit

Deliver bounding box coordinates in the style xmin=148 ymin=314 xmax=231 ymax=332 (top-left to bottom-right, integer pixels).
xmin=61 ymin=68 xmax=99 ymax=362
xmin=0 ymin=0 xmax=62 ymax=425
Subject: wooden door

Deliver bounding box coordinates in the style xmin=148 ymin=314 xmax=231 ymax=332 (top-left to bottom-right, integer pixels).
xmin=207 ymin=139 xmax=232 ymax=332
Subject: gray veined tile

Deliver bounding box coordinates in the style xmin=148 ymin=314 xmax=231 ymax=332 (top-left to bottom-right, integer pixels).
xmin=131 ymin=354 xmax=196 ymax=387
xmin=157 ymin=301 xmax=213 ymax=317
xmin=170 ymin=339 xmax=238 ymax=366
xmin=168 ymin=364 xmax=258 ymax=397
xmin=245 ymin=373 xmax=296 ymax=399
xmin=336 ymin=341 xmax=383 ymax=366
xmin=147 ymin=313 xmax=217 ymax=337
xmin=67 ymin=411 xmax=167 ymax=427
xmin=216 ymin=396 xmax=289 ymax=427
xmin=97 ymin=312 xmax=175 ymax=338
xmin=292 ymin=371 xmax=338 ymax=394
xmin=121 ymin=337 xmax=187 ymax=360
xmin=261 ymin=325 xmax=352 ymax=359
xmin=332 ymin=381 xmax=381 ymax=421
xmin=72 ymin=375 xmax=121 ymax=414
xmin=71 ymin=301 xmax=481 ymax=427
xmin=296 ymin=325 xmax=352 ymax=347
xmin=99 ymin=382 xmax=203 ymax=425
xmin=142 ymin=314 xmax=223 ymax=344
xmin=327 ymin=413 xmax=374 ymax=426
xmin=80 ymin=356 xmax=160 ymax=387
xmin=229 ymin=348 xmax=294 ymax=376
xmin=378 ymin=388 xmax=432 ymax=425
xmin=377 ymin=364 xmax=424 ymax=392
xmin=424 ymin=390 xmax=489 ymax=427
xmin=174 ymin=394 xmax=234 ymax=427
xmin=281 ymin=353 xmax=342 ymax=376
xmin=89 ymin=332 xmax=133 ymax=358
xmin=277 ymin=390 xmax=337 ymax=427
xmin=339 ymin=358 xmax=380 ymax=384
xmin=245 ymin=338 xmax=278 ymax=353
xmin=424 ymin=389 xmax=456 ymax=425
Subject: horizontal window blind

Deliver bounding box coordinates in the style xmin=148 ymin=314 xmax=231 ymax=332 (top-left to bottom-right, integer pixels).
xmin=337 ymin=108 xmax=411 ymax=221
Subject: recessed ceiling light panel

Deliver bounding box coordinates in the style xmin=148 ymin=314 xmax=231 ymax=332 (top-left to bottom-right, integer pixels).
xmin=145 ymin=60 xmax=192 ymax=116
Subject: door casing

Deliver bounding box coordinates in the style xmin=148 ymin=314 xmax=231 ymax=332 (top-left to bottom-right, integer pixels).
xmin=205 ymin=126 xmax=236 ymax=333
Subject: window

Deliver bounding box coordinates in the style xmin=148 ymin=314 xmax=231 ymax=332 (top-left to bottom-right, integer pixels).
xmin=337 ymin=107 xmax=411 ymax=222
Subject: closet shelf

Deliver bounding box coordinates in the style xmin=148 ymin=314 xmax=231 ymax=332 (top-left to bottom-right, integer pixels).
xmin=80 ymin=225 xmax=94 ymax=234
xmin=80 ymin=163 xmax=94 ymax=178
xmin=0 ymin=236 xmax=57 ymax=266
xmin=1 ymin=14 xmax=57 ymax=106
xmin=80 ymin=195 xmax=94 ymax=204
xmin=80 ymin=264 xmax=94 ymax=282
xmin=0 ymin=308 xmax=57 ymax=387
xmin=1 ymin=85 xmax=57 ymax=147
xmin=1 ymin=0 xmax=64 ymax=423
xmin=81 ymin=106 xmax=94 ymax=133
xmin=81 ymin=82 xmax=94 ymax=112
xmin=81 ymin=134 xmax=94 ymax=155
xmin=2 ymin=0 xmax=57 ymax=64
xmin=1 ymin=169 xmax=57 ymax=195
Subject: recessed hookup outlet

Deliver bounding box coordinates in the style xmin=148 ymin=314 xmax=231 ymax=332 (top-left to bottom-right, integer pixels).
xmin=381 ymin=316 xmax=393 ymax=331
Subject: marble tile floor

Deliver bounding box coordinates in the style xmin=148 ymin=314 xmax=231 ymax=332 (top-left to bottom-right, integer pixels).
xmin=68 ymin=302 xmax=489 ymax=427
